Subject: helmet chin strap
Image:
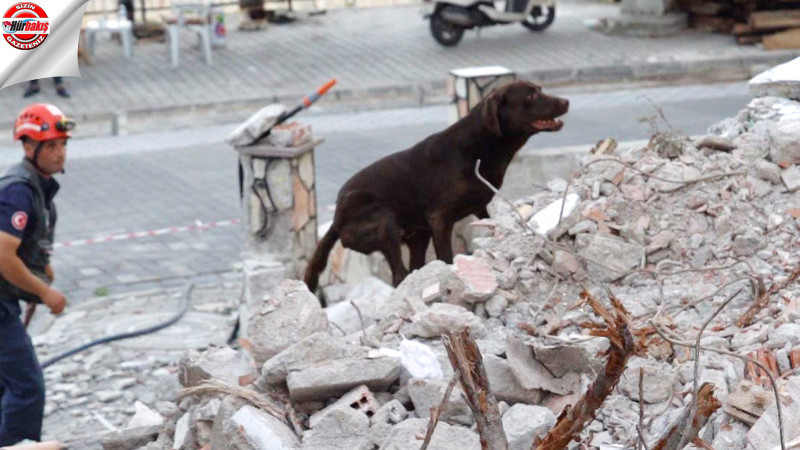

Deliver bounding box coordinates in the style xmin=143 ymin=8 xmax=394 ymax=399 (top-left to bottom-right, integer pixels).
xmin=25 ymin=140 xmax=65 ymax=175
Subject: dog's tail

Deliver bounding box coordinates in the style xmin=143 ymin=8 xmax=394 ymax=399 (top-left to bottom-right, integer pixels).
xmin=304 ymin=226 xmax=339 ymax=299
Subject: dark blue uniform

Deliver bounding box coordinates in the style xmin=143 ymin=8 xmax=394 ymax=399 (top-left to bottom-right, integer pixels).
xmin=0 ymin=161 xmax=58 ymax=446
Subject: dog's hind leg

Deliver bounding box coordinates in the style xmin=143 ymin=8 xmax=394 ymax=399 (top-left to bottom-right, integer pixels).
xmin=429 ymin=213 xmax=455 ymax=264
xmin=377 ymin=217 xmax=408 ymax=287
xmin=408 ymin=230 xmax=431 ymax=271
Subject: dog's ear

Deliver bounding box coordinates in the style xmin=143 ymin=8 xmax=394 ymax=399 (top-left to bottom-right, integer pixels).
xmin=482 ymin=94 xmax=502 ymax=137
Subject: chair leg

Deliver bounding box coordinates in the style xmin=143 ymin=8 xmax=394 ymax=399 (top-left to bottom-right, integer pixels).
xmin=86 ymin=30 xmax=96 ymax=55
xmin=201 ymin=28 xmax=212 ymax=65
xmin=121 ymin=30 xmax=133 ymax=58
xmin=168 ymin=25 xmax=179 ymax=67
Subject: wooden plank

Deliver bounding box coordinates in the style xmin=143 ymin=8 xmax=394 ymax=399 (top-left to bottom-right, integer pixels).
xmin=763 ymin=27 xmax=800 ymax=49
xmin=750 ymin=9 xmax=800 ymax=31
xmin=737 ymin=34 xmax=763 ymax=45
xmin=691 ymin=15 xmax=734 ymax=32
xmin=733 ymin=22 xmax=755 ymax=35
xmin=685 ymin=1 xmax=725 ymax=15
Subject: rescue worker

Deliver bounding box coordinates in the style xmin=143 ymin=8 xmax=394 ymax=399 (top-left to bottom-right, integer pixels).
xmin=0 ymin=103 xmax=70 ymax=445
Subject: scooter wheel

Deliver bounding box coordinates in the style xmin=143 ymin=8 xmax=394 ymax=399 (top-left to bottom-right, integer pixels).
xmin=430 ymin=11 xmax=464 ymax=46
xmin=522 ymin=5 xmax=555 ymax=31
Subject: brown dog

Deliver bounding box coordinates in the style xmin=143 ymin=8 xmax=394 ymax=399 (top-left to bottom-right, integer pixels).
xmin=304 ymin=81 xmax=569 ymax=301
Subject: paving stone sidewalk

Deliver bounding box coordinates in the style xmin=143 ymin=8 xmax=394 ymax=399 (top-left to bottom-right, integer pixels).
xmin=0 ymin=0 xmax=798 ymax=133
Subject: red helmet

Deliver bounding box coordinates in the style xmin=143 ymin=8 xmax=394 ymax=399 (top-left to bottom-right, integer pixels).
xmin=13 ymin=103 xmax=75 ymax=142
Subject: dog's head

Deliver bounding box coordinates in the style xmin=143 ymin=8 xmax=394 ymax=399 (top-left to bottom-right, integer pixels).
xmin=481 ymin=81 xmax=569 ymax=137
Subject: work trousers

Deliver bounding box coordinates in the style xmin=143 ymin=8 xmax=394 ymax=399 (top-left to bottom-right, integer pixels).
xmin=0 ymin=298 xmax=45 ymax=446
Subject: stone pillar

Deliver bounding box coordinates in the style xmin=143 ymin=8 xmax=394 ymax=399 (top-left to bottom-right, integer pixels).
xmin=448 ymin=66 xmax=516 ymax=254
xmin=234 ymin=139 xmax=318 ymax=280
xmin=448 ymin=66 xmax=516 ymax=125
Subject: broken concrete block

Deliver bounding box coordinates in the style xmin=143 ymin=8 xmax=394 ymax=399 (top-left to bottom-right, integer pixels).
xmin=484 ymin=355 xmax=542 ymax=405
xmin=248 ymin=280 xmax=330 ymax=365
xmin=309 ymin=385 xmax=379 ymax=429
xmin=173 ymin=411 xmax=196 ymax=450
xmin=767 ymin=323 xmax=800 ymax=349
xmin=178 ymin=347 xmax=256 ymax=389
xmin=384 ymin=261 xmax=465 ymax=313
xmin=484 ymin=295 xmax=508 ymax=318
xmin=126 ymin=401 xmax=164 ymax=429
xmin=371 ymin=400 xmax=408 ymax=427
xmin=452 ymin=255 xmax=498 ymax=303
xmin=754 ymin=159 xmax=783 ymax=184
xmin=211 ymin=396 xmax=250 ymax=450
xmin=325 ymin=277 xmax=394 ymax=335
xmin=101 ymin=426 xmax=160 ymax=450
xmin=506 ymin=336 xmax=581 ymax=395
xmin=287 ymin=357 xmax=400 ymax=402
xmin=407 ymin=378 xmax=471 ymax=422
xmin=407 ymin=303 xmax=487 ymax=339
xmin=769 ymin=119 xmax=800 ymax=165
xmin=618 ymin=357 xmax=673 ymax=404
xmin=575 ymin=234 xmax=643 ymax=281
xmin=502 ymin=404 xmax=556 ymax=450
xmin=302 ymin=406 xmax=371 ymax=450
xmin=259 ymin=332 xmax=368 ymax=386
xmin=378 ymin=418 xmax=480 ymax=450
xmin=781 ymin=164 xmax=800 ymax=192
xmin=225 ymin=405 xmax=300 ymax=450
xmin=532 ymin=337 xmax=609 ymax=377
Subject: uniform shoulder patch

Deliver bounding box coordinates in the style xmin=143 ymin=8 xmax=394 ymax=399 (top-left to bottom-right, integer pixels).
xmin=11 ymin=211 xmax=27 ymax=231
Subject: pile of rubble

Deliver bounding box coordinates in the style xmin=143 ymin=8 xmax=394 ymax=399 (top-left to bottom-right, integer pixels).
xmin=95 ymin=87 xmax=799 ymax=450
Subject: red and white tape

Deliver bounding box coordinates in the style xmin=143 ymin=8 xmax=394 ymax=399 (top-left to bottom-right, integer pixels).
xmin=54 ymin=219 xmax=241 ymax=249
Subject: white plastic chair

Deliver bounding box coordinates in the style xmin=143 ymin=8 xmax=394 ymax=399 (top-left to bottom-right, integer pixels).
xmin=163 ymin=0 xmax=213 ymax=67
xmin=84 ymin=0 xmax=134 ymax=58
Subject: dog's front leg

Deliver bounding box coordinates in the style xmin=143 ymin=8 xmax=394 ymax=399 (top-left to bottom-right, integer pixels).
xmin=429 ymin=213 xmax=454 ymax=264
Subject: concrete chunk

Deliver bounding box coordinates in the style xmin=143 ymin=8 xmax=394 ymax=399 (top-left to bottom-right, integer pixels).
xmin=506 ymin=336 xmax=581 ymax=395
xmin=101 ymin=426 xmax=160 ymax=450
xmin=452 ymin=254 xmax=498 ymax=303
xmin=325 ymin=277 xmax=394 ymax=335
xmin=781 ymin=164 xmax=800 ymax=192
xmin=378 ymin=418 xmax=480 ymax=450
xmin=502 ymin=404 xmax=556 ymax=450
xmin=248 ymin=280 xmax=330 ymax=365
xmin=575 ymin=234 xmax=643 ymax=281
xmin=302 ymin=407 xmax=371 ymax=450
xmin=407 ymin=378 xmax=471 ymax=422
xmin=287 ymin=357 xmax=400 ymax=402
xmin=259 ymin=332 xmax=368 ymax=386
xmin=408 ymin=303 xmax=487 ymax=339
xmin=484 ymin=355 xmax=542 ymax=405
xmin=178 ymin=347 xmax=255 ymax=388
xmin=309 ymin=385 xmax=379 ymax=429
xmin=225 ymin=405 xmax=301 ymax=450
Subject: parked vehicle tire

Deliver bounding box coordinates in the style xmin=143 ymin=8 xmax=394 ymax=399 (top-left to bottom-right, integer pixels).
xmin=522 ymin=5 xmax=555 ymax=31
xmin=430 ymin=11 xmax=464 ymax=46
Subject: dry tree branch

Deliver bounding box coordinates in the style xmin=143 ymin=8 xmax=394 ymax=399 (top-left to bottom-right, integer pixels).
xmin=736 ymin=264 xmax=800 ymax=328
xmin=651 ymin=324 xmax=786 ymax=450
xmin=443 ymin=328 xmax=508 ymax=450
xmin=179 ymin=379 xmax=285 ymax=420
xmin=652 ymin=383 xmax=720 ymax=450
xmin=534 ymin=290 xmax=635 ymax=450
xmin=420 ymin=369 xmax=461 ymax=450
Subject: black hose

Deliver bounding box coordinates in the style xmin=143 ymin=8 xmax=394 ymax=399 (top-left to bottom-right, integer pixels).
xmin=41 ymin=283 xmax=194 ymax=369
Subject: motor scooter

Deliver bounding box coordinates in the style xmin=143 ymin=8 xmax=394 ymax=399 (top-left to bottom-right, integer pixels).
xmin=422 ymin=0 xmax=555 ymax=46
